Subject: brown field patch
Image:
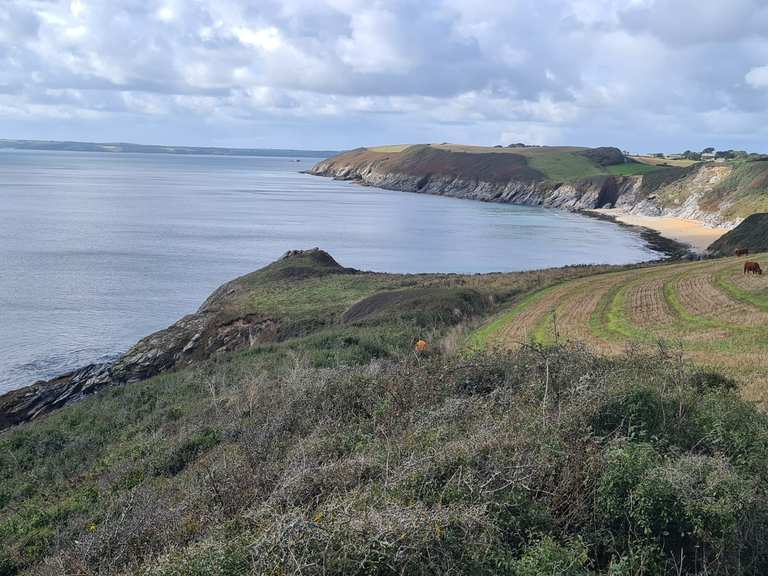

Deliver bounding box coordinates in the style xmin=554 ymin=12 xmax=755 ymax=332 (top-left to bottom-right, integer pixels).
xmin=625 ymin=277 xmax=675 ymax=327
xmin=489 ymin=283 xmax=578 ymax=349
xmin=725 ymin=268 xmax=768 ymax=292
xmin=630 ymin=155 xmax=701 ymax=167
xmin=675 ymin=273 xmax=768 ymax=326
xmin=551 ymin=275 xmax=631 ymax=353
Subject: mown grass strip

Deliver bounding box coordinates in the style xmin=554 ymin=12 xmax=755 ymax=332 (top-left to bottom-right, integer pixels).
xmin=531 ymin=310 xmax=556 ymax=345
xmin=662 ymin=274 xmax=724 ymax=330
xmin=658 ymin=267 xmax=768 ymax=352
xmin=589 ymin=282 xmax=656 ymax=344
xmin=466 ymin=285 xmax=559 ymax=352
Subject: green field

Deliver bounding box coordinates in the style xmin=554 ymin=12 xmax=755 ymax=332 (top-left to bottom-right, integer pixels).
xmin=605 ymin=162 xmax=669 ymax=176
xmin=526 ymin=152 xmax=608 ymax=181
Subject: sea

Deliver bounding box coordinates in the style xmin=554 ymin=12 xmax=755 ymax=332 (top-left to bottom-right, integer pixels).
xmin=0 ymin=150 xmax=660 ymax=392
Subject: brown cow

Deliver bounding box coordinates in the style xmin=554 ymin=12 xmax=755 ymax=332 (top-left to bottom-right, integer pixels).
xmin=735 ymin=248 xmax=750 ymax=257
xmin=744 ymin=261 xmax=763 ymax=275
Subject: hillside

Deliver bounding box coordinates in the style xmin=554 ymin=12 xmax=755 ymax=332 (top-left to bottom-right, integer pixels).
xmin=4 ymin=251 xmax=768 ymax=574
xmin=708 ymin=213 xmax=768 ymax=256
xmin=310 ymin=145 xmax=768 ymax=227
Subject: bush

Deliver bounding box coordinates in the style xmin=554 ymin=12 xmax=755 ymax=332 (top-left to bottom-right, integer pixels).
xmin=592 ymin=387 xmax=678 ymax=442
xmin=0 ymin=550 xmax=18 ymax=576
xmin=689 ymin=370 xmax=737 ymax=393
xmin=512 ymin=536 xmax=591 ymax=576
xmin=596 ymin=443 xmax=661 ymax=534
xmin=154 ymin=428 xmax=221 ymax=477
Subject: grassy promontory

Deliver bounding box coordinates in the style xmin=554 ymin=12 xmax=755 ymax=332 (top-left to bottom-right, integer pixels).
xmin=3 ymin=250 xmax=768 ymax=575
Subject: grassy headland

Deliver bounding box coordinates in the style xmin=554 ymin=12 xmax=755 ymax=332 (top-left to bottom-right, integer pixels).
xmin=367 ymin=143 xmax=668 ymax=182
xmin=3 ymin=250 xmax=768 ymax=575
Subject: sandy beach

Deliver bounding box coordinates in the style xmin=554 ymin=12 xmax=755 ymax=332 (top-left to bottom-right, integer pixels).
xmin=591 ymin=208 xmax=730 ymax=253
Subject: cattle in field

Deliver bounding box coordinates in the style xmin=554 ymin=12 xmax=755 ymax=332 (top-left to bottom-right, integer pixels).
xmin=735 ymin=248 xmax=750 ymax=256
xmin=744 ymin=261 xmax=763 ymax=275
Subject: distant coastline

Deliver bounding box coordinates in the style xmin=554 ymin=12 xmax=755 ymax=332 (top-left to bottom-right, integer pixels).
xmin=0 ymin=138 xmax=338 ymax=158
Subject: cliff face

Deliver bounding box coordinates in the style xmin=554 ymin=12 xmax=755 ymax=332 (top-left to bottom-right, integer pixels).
xmin=309 ymin=146 xmax=741 ymax=227
xmin=613 ymin=163 xmax=735 ymax=227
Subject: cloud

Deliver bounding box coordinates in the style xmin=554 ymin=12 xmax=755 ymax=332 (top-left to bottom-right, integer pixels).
xmin=746 ymin=66 xmax=768 ymax=89
xmin=2 ymin=0 xmax=768 ymax=150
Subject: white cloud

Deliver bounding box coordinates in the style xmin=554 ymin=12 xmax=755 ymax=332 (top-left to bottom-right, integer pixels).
xmin=336 ymin=9 xmax=411 ymax=74
xmin=70 ymin=0 xmax=86 ymax=18
xmin=232 ymin=26 xmax=282 ymax=52
xmin=2 ymin=0 xmax=768 ymax=150
xmin=746 ymin=66 xmax=768 ymax=88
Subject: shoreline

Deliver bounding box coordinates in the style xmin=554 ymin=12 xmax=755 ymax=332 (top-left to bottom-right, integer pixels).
xmin=580 ymin=210 xmax=693 ymax=260
xmin=586 ymin=208 xmax=729 ymax=257
xmin=307 ymin=164 xmax=727 ymax=260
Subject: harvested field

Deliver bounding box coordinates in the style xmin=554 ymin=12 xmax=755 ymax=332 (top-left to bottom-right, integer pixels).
xmin=529 ymin=274 xmax=632 ymax=352
xmin=723 ymin=268 xmax=768 ymax=293
xmin=625 ymin=277 xmax=674 ymax=327
xmin=675 ymin=273 xmax=768 ymax=326
xmin=474 ymin=254 xmax=768 ymax=402
xmin=630 ymin=155 xmax=701 ymax=167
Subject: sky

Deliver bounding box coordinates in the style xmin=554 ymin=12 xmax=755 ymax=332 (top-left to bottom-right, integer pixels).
xmin=2 ymin=0 xmax=768 ymax=152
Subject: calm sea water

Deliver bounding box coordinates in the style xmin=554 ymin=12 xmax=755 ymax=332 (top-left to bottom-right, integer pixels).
xmin=0 ymin=150 xmax=659 ymax=392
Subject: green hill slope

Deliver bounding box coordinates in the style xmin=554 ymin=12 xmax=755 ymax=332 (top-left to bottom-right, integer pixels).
xmin=364 ymin=143 xmax=662 ymax=182
xmin=4 ymin=252 xmax=768 ymax=575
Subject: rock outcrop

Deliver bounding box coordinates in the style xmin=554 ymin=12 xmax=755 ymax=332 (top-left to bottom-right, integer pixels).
xmin=0 ymin=248 xmax=347 ymax=431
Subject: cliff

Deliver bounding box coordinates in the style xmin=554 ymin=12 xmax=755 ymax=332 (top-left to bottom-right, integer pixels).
xmin=309 ymin=144 xmax=761 ymax=228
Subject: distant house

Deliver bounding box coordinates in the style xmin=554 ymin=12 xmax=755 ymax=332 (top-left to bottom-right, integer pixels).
xmin=667 ymin=154 xmax=684 ymax=160
xmin=701 ymin=152 xmax=717 ymax=161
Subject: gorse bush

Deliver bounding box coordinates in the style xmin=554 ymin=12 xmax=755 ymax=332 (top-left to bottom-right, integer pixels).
xmin=3 ymin=342 xmax=768 ymax=575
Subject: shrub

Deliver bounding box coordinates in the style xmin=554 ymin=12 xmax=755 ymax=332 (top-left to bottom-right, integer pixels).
xmin=592 ymin=388 xmax=677 ymax=442
xmin=512 ymin=536 xmax=591 ymax=576
xmin=154 ymin=428 xmax=221 ymax=477
xmin=6 ymin=345 xmax=768 ymax=575
xmin=688 ymin=370 xmax=737 ymax=393
xmin=627 ymin=455 xmax=761 ymax=573
xmin=596 ymin=443 xmax=661 ymax=534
